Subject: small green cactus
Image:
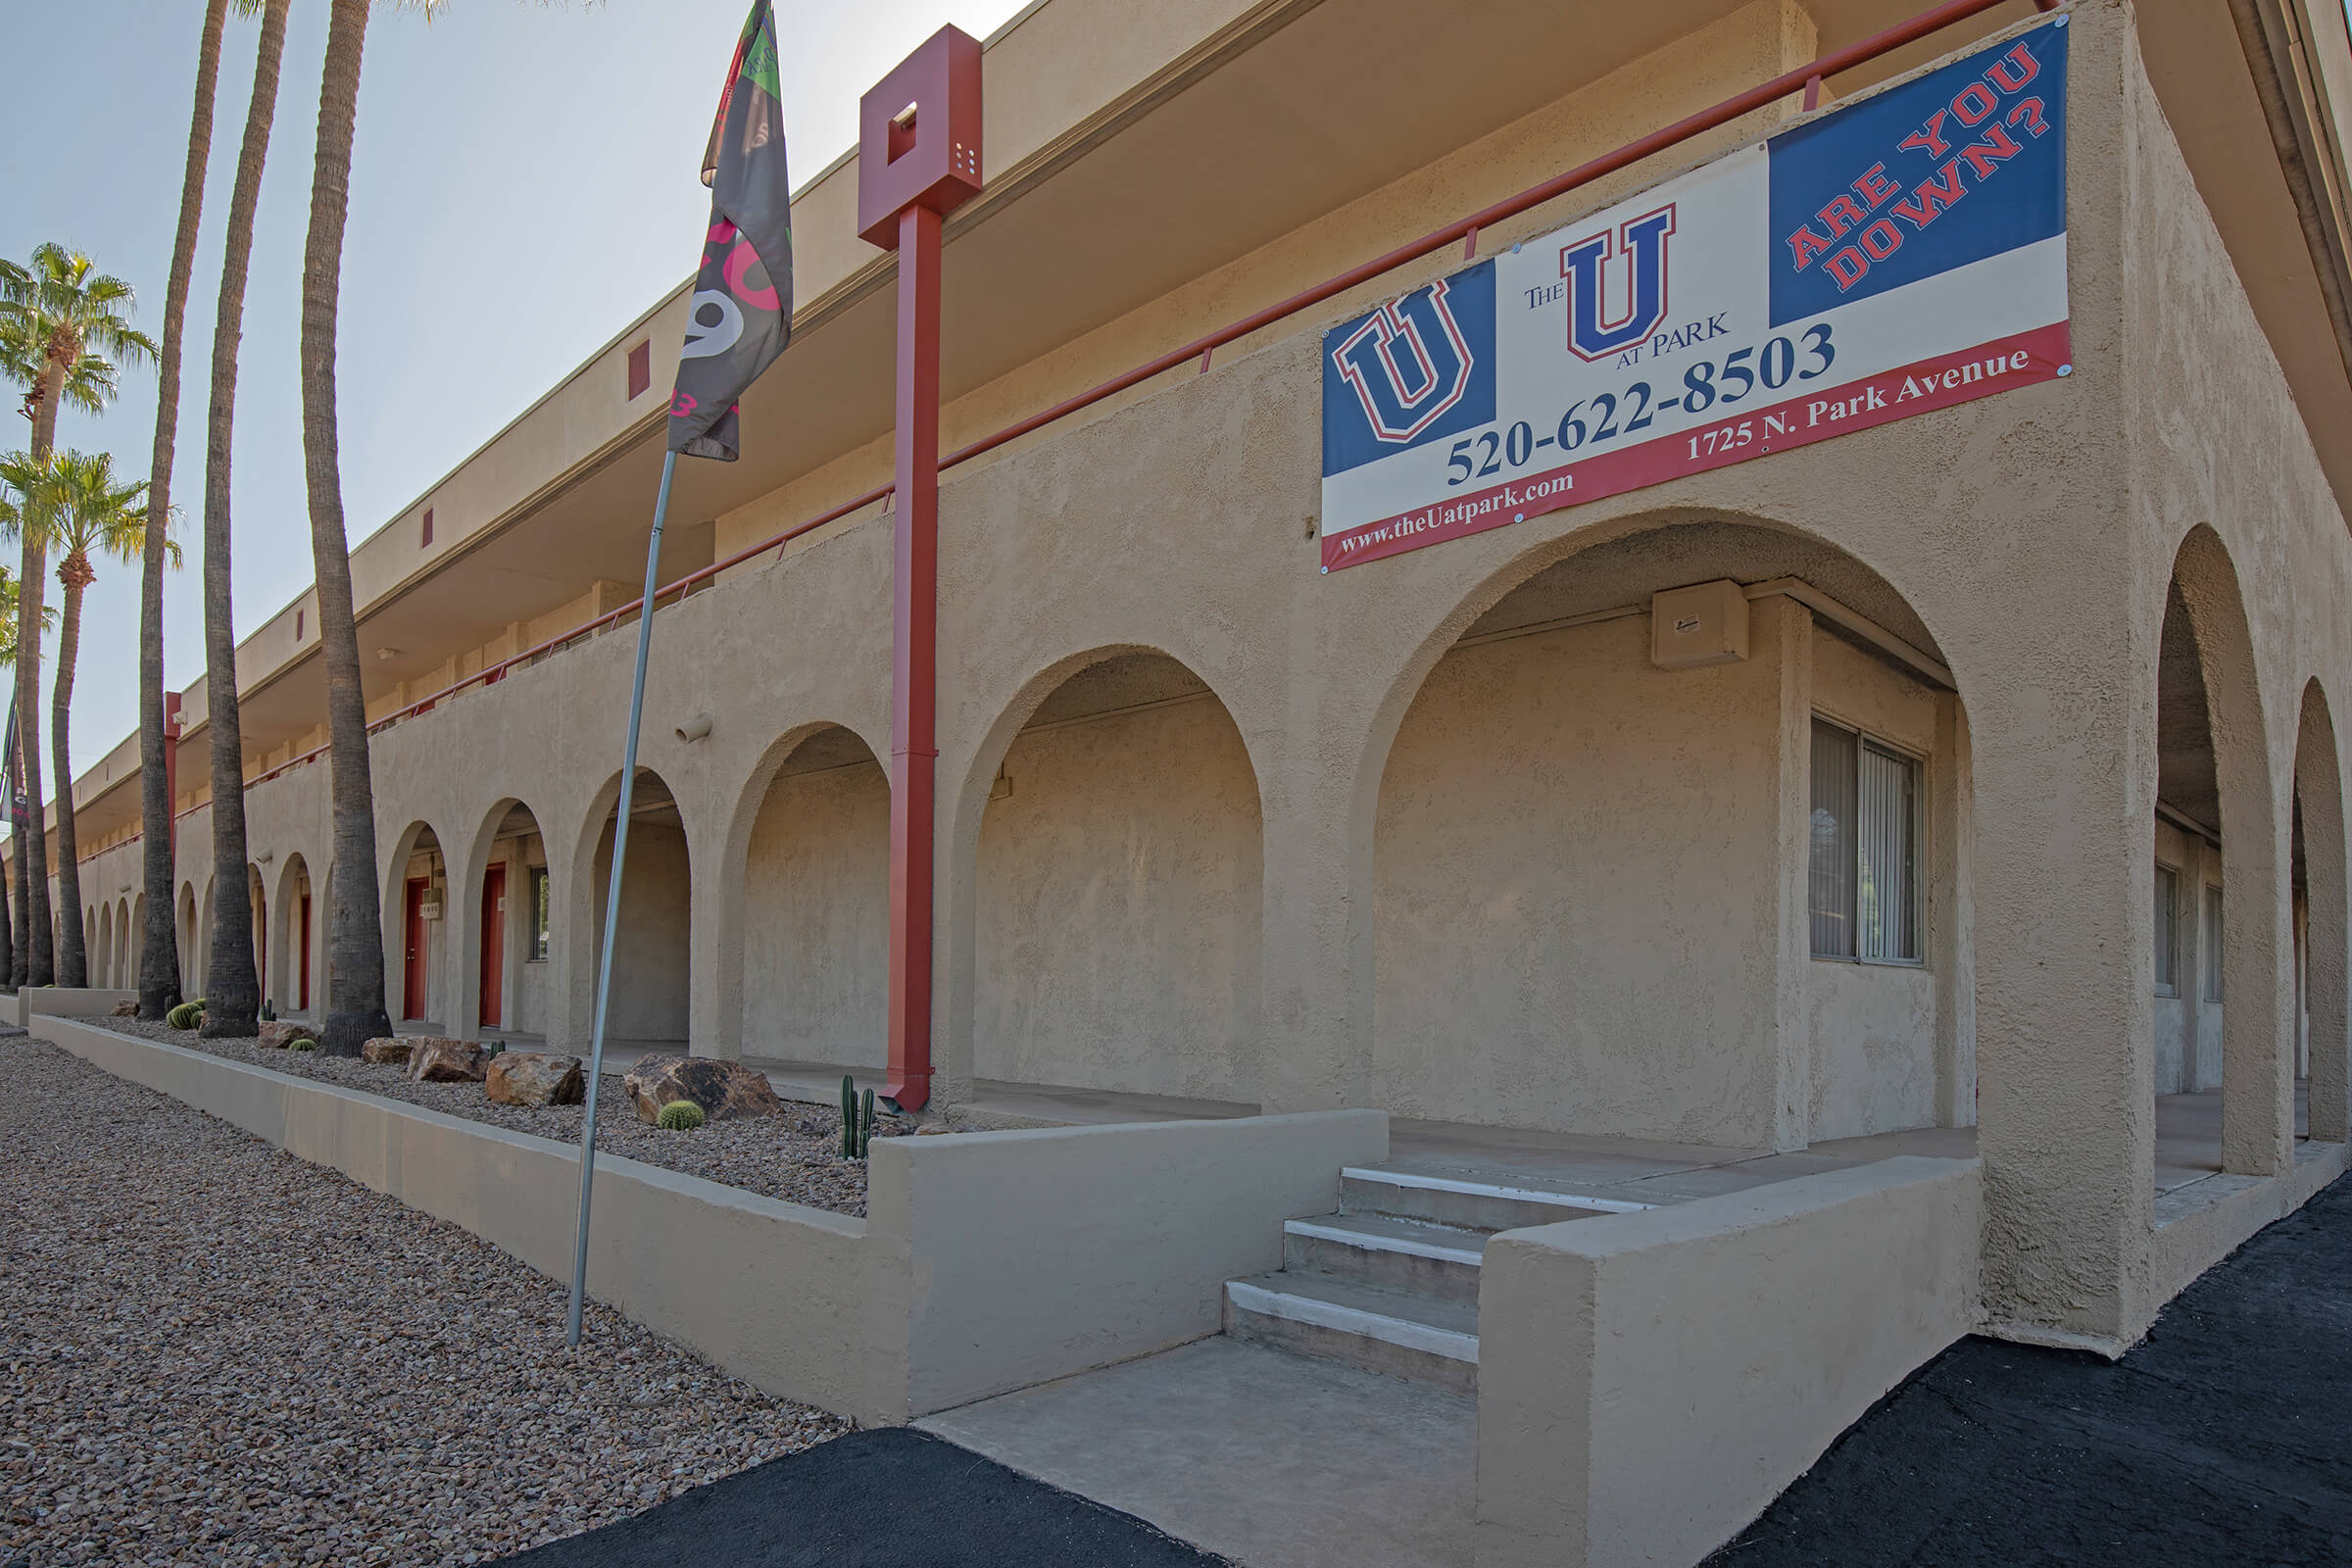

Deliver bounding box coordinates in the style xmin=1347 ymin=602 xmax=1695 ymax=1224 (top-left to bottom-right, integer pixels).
xmin=166 ymin=1002 xmax=203 ymax=1030
xmin=657 ymin=1100 xmax=706 ymax=1131
xmin=290 ymin=1038 xmax=318 ymax=1053
xmin=261 ymin=999 xmax=275 ymax=1023
xmin=840 ymin=1076 xmax=876 ymax=1158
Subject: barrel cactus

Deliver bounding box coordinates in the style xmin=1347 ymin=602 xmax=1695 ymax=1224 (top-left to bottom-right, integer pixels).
xmin=657 ymin=1101 xmax=706 ymax=1131
xmin=166 ymin=1002 xmax=203 ymax=1030
xmin=290 ymin=1038 xmax=318 ymax=1053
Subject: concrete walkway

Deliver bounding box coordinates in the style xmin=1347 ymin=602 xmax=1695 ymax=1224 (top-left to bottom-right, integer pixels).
xmin=918 ymin=1338 xmax=1475 ymax=1568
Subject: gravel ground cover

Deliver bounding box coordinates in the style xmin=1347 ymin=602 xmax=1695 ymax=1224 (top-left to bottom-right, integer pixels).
xmin=0 ymin=1032 xmax=849 ymax=1567
xmin=100 ymin=1018 xmax=877 ymax=1217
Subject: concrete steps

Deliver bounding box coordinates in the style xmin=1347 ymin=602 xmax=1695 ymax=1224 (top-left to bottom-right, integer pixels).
xmin=1223 ymin=1164 xmax=1653 ymax=1392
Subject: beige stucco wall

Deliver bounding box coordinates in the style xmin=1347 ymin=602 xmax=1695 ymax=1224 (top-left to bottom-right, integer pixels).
xmin=588 ymin=816 xmax=693 ymax=1047
xmin=741 ymin=756 xmax=890 ymax=1066
xmin=1806 ymin=631 xmax=1946 ymax=1141
xmin=1475 ymin=1155 xmax=1983 ymax=1568
xmin=973 ymin=685 xmax=1264 ymax=1102
xmin=1374 ymin=611 xmax=1791 ymax=1146
xmin=869 ymin=1107 xmax=1388 ymax=1417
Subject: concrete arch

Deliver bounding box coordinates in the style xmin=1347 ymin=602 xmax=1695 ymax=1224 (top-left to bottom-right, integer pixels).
xmin=564 ymin=767 xmax=695 ymax=1055
xmin=95 ymin=903 xmax=112 ymax=993
xmin=713 ymin=721 xmax=893 ymax=1062
xmin=2295 ymin=680 xmax=2349 ymax=1143
xmin=176 ymin=882 xmax=198 ymax=999
xmin=271 ymin=854 xmax=316 ymax=1019
xmin=2163 ymin=524 xmax=2292 ymax=1177
xmin=196 ymin=876 xmax=215 ymax=1002
xmin=1354 ymin=514 xmax=1969 ymax=1149
xmin=247 ymin=863 xmax=269 ymax=1012
xmin=380 ymin=821 xmax=452 ymax=1027
xmin=452 ymin=798 xmax=553 ymax=1044
xmin=942 ymin=644 xmax=1266 ymax=1108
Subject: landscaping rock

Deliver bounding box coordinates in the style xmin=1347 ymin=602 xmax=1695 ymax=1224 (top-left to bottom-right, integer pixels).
xmin=404 ymin=1037 xmax=486 ymax=1083
xmin=257 ymin=1020 xmax=305 ymax=1049
xmin=485 ymin=1051 xmax=584 ymax=1107
xmin=110 ymin=1000 xmax=137 ymax=1017
xmin=360 ymin=1037 xmax=414 ymax=1066
xmin=623 ymin=1055 xmax=783 ymax=1123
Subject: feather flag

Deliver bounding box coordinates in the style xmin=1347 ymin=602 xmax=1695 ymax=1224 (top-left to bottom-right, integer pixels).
xmin=668 ymin=0 xmax=794 ymax=463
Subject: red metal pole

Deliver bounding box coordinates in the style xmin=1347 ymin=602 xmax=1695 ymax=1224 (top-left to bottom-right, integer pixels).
xmin=885 ymin=201 xmax=943 ymax=1112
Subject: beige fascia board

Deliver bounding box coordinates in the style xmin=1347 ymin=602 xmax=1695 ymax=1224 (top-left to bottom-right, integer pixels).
xmin=2230 ymin=0 xmax=2352 ymax=386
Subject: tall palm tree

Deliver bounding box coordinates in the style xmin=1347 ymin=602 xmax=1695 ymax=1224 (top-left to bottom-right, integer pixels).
xmin=140 ymin=0 xmax=253 ymax=1019
xmin=301 ymin=0 xmax=442 ymax=1052
xmin=16 ymin=453 xmax=173 ymax=988
xmin=0 ymin=566 xmax=34 ymax=985
xmin=200 ymin=0 xmax=292 ymax=1040
xmin=0 ymin=250 xmax=156 ymax=988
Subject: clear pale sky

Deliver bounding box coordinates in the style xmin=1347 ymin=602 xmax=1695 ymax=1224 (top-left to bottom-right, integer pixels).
xmin=0 ymin=0 xmax=1030 ymax=778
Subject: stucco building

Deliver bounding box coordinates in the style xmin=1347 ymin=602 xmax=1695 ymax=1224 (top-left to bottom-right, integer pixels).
xmin=22 ymin=0 xmax=2352 ymax=1556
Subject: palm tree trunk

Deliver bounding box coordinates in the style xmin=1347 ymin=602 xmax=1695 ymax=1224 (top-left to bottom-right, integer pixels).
xmin=303 ymin=0 xmax=390 ymax=1055
xmin=0 ymin=803 xmax=14 ymax=989
xmin=10 ymin=729 xmax=25 ymax=987
xmin=50 ymin=564 xmax=87 ymax=987
xmin=21 ymin=375 xmax=62 ymax=988
xmin=199 ymin=0 xmax=290 ymax=1039
xmin=139 ymin=0 xmax=230 ymax=1019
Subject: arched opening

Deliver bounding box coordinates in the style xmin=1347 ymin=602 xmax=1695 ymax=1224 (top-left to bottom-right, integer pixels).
xmin=2294 ymin=681 xmax=2347 ymax=1143
xmin=578 ymin=770 xmax=693 ymax=1054
xmin=462 ymin=801 xmax=550 ymax=1045
xmin=1372 ymin=519 xmax=1969 ymax=1148
xmin=972 ymin=652 xmax=1264 ymax=1104
xmin=248 ymin=864 xmax=268 ymax=1012
xmin=95 ymin=902 xmax=112 ymax=991
xmin=2152 ymin=579 xmax=2225 ymax=1100
xmin=2151 ymin=527 xmax=2289 ymax=1183
xmin=273 ymin=856 xmax=314 ymax=1020
xmin=176 ymin=883 xmax=197 ymax=995
xmin=383 ymin=823 xmax=448 ymax=1027
xmin=734 ymin=726 xmax=889 ymax=1067
xmin=195 ymin=878 xmax=214 ymax=1001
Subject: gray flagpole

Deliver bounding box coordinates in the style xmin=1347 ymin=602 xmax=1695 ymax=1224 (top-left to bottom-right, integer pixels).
xmin=566 ymin=448 xmax=678 ymax=1347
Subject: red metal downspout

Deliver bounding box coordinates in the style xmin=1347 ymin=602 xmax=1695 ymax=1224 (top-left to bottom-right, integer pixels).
xmin=858 ymin=28 xmax=985 ymax=1111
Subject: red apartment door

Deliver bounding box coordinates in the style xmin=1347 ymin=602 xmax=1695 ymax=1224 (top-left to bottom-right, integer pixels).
xmin=298 ymin=893 xmax=312 ymax=1011
xmin=479 ymin=865 xmax=506 ymax=1030
xmin=403 ymin=877 xmax=430 ymax=1020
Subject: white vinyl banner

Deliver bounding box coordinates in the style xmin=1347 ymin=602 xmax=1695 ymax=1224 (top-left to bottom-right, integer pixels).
xmin=1319 ymin=19 xmax=2071 ymax=572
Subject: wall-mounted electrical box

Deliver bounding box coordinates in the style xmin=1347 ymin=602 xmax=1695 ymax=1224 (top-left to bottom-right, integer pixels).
xmin=1650 ymin=579 xmax=1750 ymax=670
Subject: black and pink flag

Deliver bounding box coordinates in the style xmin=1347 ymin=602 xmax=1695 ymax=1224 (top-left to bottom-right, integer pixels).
xmin=668 ymin=0 xmax=794 ymax=463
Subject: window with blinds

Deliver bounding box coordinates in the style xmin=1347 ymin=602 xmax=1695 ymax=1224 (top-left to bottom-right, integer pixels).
xmin=1809 ymin=718 xmax=1921 ymax=962
xmin=2203 ymin=885 xmax=2224 ymax=1002
xmin=2154 ymin=865 xmax=2178 ymax=995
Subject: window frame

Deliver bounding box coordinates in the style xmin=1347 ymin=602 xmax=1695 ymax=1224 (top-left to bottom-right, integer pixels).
xmin=2153 ymin=862 xmax=2179 ymax=997
xmin=527 ymin=865 xmax=551 ymax=962
xmin=1807 ymin=713 xmax=1927 ymax=968
xmin=2202 ymin=884 xmax=2224 ymax=1003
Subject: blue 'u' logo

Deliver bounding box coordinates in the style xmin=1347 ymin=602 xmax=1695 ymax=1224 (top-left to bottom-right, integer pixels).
xmin=1330 ymin=278 xmax=1477 ymax=444
xmin=1559 ymin=205 xmax=1676 ymax=362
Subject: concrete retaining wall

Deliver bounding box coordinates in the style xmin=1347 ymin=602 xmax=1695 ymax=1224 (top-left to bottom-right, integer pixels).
xmin=1474 ymin=1154 xmax=1982 ymax=1568
xmin=29 ymin=1014 xmax=1381 ymax=1429
xmin=12 ymin=987 xmax=138 ymax=1027
xmin=870 ymin=1109 xmax=1388 ymax=1416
